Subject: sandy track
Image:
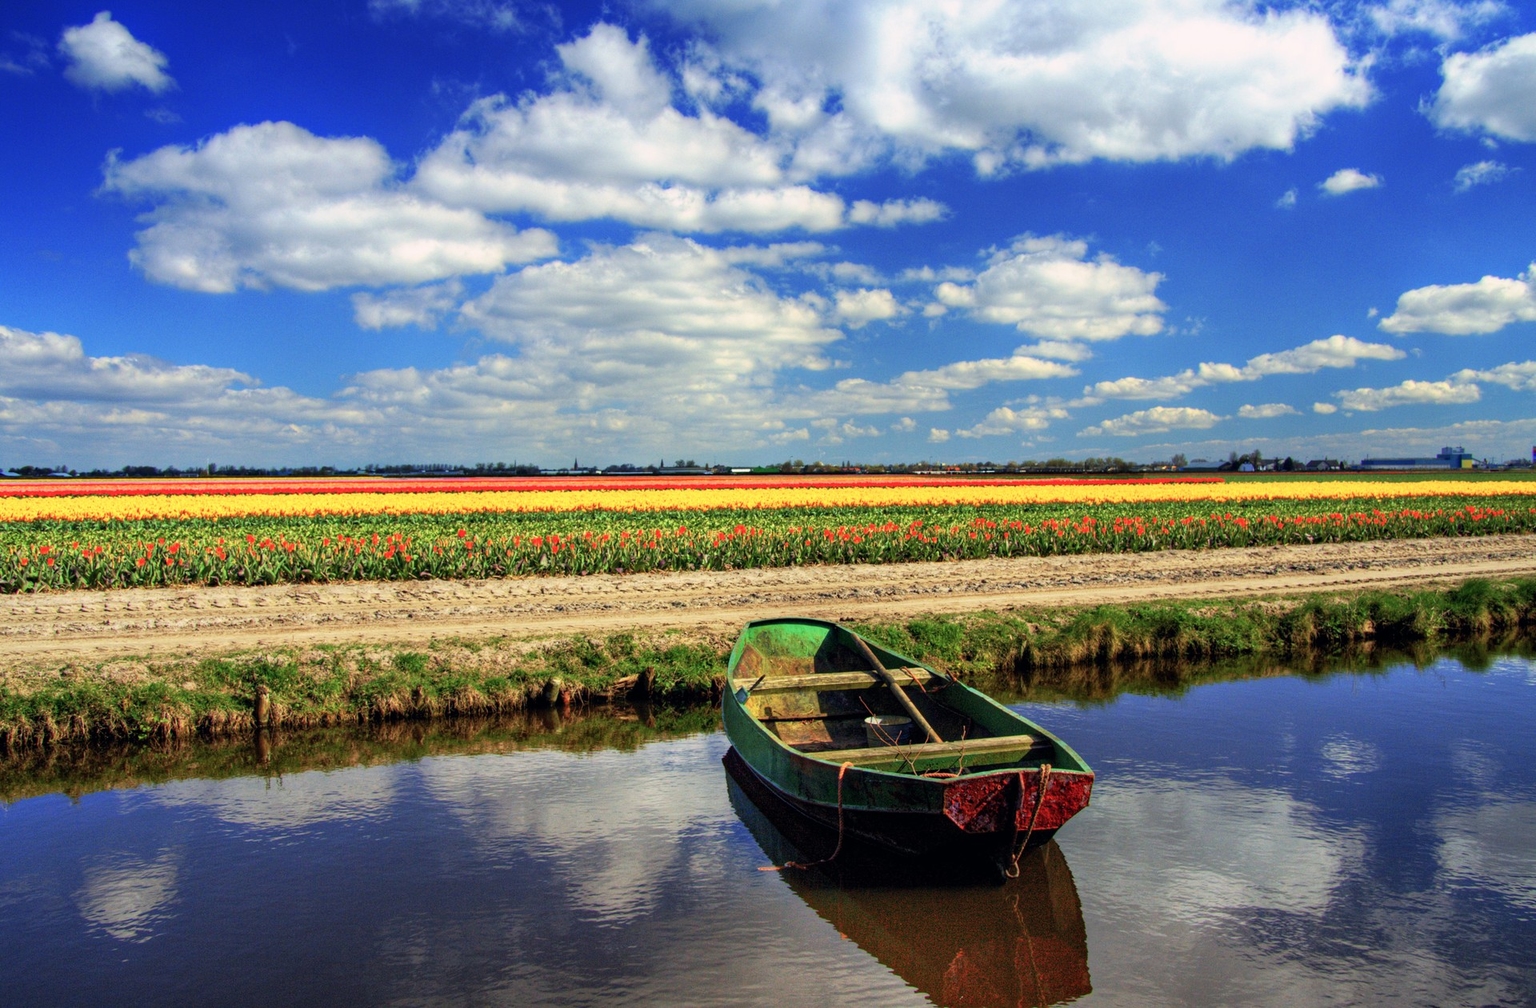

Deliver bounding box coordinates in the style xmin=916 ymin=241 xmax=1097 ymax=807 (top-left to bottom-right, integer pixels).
xmin=3 ymin=535 xmax=1533 ymax=664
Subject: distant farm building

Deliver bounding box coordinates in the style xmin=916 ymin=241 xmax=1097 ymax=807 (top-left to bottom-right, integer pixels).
xmin=1359 ymin=446 xmax=1474 ymax=470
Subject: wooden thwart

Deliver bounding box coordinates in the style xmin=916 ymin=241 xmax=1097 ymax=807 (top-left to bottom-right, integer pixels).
xmin=735 ymin=668 xmax=940 ymax=694
xmin=803 ymin=733 xmax=1048 ymax=766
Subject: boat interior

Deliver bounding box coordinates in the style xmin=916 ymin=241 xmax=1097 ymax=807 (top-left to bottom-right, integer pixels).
xmin=733 ymin=621 xmax=1067 ymax=775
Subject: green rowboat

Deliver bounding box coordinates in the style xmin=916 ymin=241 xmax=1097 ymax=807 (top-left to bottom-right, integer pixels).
xmin=722 ymin=617 xmax=1094 ymax=874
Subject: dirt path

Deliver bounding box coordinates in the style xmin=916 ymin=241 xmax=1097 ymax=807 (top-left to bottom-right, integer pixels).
xmin=3 ymin=535 xmax=1533 ymax=665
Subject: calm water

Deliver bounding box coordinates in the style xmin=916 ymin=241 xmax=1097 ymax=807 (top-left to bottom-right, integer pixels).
xmin=2 ymin=656 xmax=1534 ymax=1006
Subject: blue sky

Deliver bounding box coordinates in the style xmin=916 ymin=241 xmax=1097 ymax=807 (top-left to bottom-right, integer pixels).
xmin=3 ymin=0 xmax=1536 ymax=468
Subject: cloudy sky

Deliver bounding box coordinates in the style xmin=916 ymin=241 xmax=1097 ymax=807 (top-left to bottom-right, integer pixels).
xmin=3 ymin=0 xmax=1536 ymax=467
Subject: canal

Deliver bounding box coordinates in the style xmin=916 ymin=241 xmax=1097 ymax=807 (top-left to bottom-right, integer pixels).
xmin=2 ymin=651 xmax=1533 ymax=1006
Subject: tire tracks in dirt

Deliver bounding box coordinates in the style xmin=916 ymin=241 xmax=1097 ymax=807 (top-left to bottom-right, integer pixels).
xmin=3 ymin=534 xmax=1533 ymax=664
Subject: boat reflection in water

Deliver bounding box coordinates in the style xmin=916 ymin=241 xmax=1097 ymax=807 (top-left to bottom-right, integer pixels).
xmin=725 ymin=748 xmax=1091 ymax=1007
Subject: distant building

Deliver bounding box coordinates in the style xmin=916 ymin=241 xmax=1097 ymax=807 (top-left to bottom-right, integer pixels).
xmin=1305 ymin=459 xmax=1342 ymax=471
xmin=1359 ymin=446 xmax=1474 ymax=470
xmin=1179 ymin=459 xmax=1226 ymax=472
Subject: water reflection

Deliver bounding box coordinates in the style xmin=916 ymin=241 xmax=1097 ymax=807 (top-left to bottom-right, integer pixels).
xmin=3 ymin=652 xmax=1536 ymax=1005
xmin=74 ymin=850 xmax=178 ymax=942
xmin=416 ymin=735 xmax=738 ymax=925
xmin=725 ymin=749 xmax=1092 ymax=1007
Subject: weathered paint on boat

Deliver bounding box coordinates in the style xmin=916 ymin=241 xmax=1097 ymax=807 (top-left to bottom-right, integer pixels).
xmin=722 ymin=617 xmax=1093 ymax=868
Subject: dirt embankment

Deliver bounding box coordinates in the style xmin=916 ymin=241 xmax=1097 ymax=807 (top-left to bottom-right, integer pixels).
xmin=1 ymin=534 xmax=1531 ymax=667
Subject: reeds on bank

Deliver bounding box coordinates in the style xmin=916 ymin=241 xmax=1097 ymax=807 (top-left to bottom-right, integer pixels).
xmin=3 ymin=577 xmax=1535 ymax=753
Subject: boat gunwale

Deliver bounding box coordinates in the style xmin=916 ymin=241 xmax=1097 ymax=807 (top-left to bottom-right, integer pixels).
xmin=725 ymin=616 xmax=1092 ymax=788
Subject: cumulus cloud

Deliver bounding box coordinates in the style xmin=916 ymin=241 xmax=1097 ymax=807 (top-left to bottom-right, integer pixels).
xmin=1080 ymin=406 xmax=1225 ymax=436
xmin=1453 ymin=160 xmax=1512 ymax=191
xmin=1238 ymin=402 xmax=1299 ymax=419
xmin=0 ymin=324 xmax=255 ymax=404
xmin=0 ymin=301 xmax=1065 ymax=465
xmin=412 ymin=24 xmax=945 ymax=234
xmin=956 ymin=404 xmax=1070 ymax=438
xmin=1379 ymin=265 xmax=1536 ymax=334
xmin=1083 ymin=335 xmax=1404 ymax=402
xmin=933 ymin=235 xmax=1165 ymax=341
xmin=58 ymin=11 xmax=173 ymax=93
xmin=1319 ymin=168 xmax=1382 ymax=195
xmin=928 ymin=428 xmax=950 ymax=443
xmin=1333 ymin=379 xmax=1481 ymax=411
xmin=461 ymin=234 xmax=841 ymax=395
xmin=893 ymin=350 xmax=1077 ymax=391
xmin=831 ymin=288 xmax=903 ymax=328
xmin=1365 ymin=0 xmax=1506 ymax=41
xmin=352 ymin=281 xmax=464 ymax=330
xmin=1276 ymin=187 xmax=1298 ymax=209
xmin=1313 ymin=402 xmax=1339 ymax=414
xmin=0 ymin=324 xmax=370 ymax=462
xmin=847 ymin=198 xmax=947 ymax=227
xmin=1430 ymin=31 xmax=1536 ymax=141
xmin=1453 ymin=359 xmax=1536 ymax=390
xmin=102 ymin=121 xmax=557 ymax=292
xmin=656 ymin=0 xmax=1369 ymax=170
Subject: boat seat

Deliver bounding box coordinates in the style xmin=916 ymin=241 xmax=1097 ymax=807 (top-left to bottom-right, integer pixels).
xmin=734 ymin=669 xmax=941 ymax=694
xmin=803 ymin=733 xmax=1050 ymax=766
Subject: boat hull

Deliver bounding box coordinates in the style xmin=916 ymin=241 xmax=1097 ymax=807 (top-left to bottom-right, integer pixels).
xmin=726 ymin=746 xmax=1062 ymax=863
xmin=721 ymin=617 xmax=1094 ymax=871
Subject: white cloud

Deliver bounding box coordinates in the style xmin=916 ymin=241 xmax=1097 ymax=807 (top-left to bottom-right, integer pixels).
xmin=1334 ymin=379 xmax=1481 ymax=411
xmin=58 ymin=11 xmax=173 ymax=93
xmin=1241 ymin=334 xmax=1406 ymax=375
xmin=351 ymin=281 xmax=464 ymax=330
xmin=103 ymin=121 xmax=558 ymax=293
xmin=1379 ymin=265 xmax=1536 ymax=334
xmin=1453 ymin=159 xmax=1512 ymax=191
xmin=927 ymin=428 xmax=951 ymax=443
xmin=412 ymin=24 xmax=946 ymax=234
xmin=656 ymin=0 xmax=1369 ymax=170
xmin=1276 ymin=187 xmax=1298 ymax=209
xmin=1080 ymin=406 xmax=1225 ymax=436
xmin=831 ymin=288 xmax=903 ymax=328
xmin=846 ymin=198 xmax=947 ymax=227
xmin=1430 ymin=32 xmax=1536 ymax=141
xmin=1083 ymin=335 xmax=1405 ymax=402
xmin=0 ymin=324 xmax=256 ymax=404
xmin=1313 ymin=401 xmax=1339 ymax=414
xmin=1319 ymin=168 xmax=1382 ymax=195
xmin=899 ymin=265 xmax=976 ymax=283
xmin=892 ymin=349 xmax=1077 ymax=391
xmin=0 ymin=325 xmax=367 ymax=463
xmin=459 ymin=235 xmax=842 ymax=402
xmin=1366 ymin=0 xmax=1506 ymax=41
xmin=956 ymin=405 xmax=1070 ymax=438
xmin=1238 ymin=402 xmax=1299 ymax=419
xmin=1083 ymin=373 xmax=1203 ymax=402
xmin=934 ymin=235 xmax=1165 ymax=341
xmin=1453 ymin=360 xmax=1536 ymax=390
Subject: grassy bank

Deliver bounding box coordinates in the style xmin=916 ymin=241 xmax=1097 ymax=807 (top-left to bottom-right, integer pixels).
xmin=4 ymin=576 xmax=1535 ymax=752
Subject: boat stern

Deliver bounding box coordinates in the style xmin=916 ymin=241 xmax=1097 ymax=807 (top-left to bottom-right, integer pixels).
xmin=942 ymin=768 xmax=1094 ymax=836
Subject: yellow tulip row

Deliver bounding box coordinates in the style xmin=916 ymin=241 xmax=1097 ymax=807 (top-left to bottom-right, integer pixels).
xmin=4 ymin=479 xmax=1536 ymax=522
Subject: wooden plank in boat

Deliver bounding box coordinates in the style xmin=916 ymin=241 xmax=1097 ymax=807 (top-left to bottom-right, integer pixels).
xmin=804 ymin=733 xmax=1047 ymax=766
xmin=734 ymin=669 xmax=940 ymax=694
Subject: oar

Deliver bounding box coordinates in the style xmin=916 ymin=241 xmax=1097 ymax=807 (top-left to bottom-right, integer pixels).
xmin=849 ymin=633 xmax=943 ymax=744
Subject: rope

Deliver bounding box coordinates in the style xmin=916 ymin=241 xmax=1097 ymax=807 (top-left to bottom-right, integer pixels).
xmin=761 ymin=761 xmax=855 ymax=872
xmin=1004 ymin=763 xmax=1052 ymax=880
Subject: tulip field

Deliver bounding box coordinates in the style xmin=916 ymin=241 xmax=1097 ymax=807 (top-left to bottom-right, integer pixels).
xmin=3 ymin=475 xmax=1535 ymax=592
